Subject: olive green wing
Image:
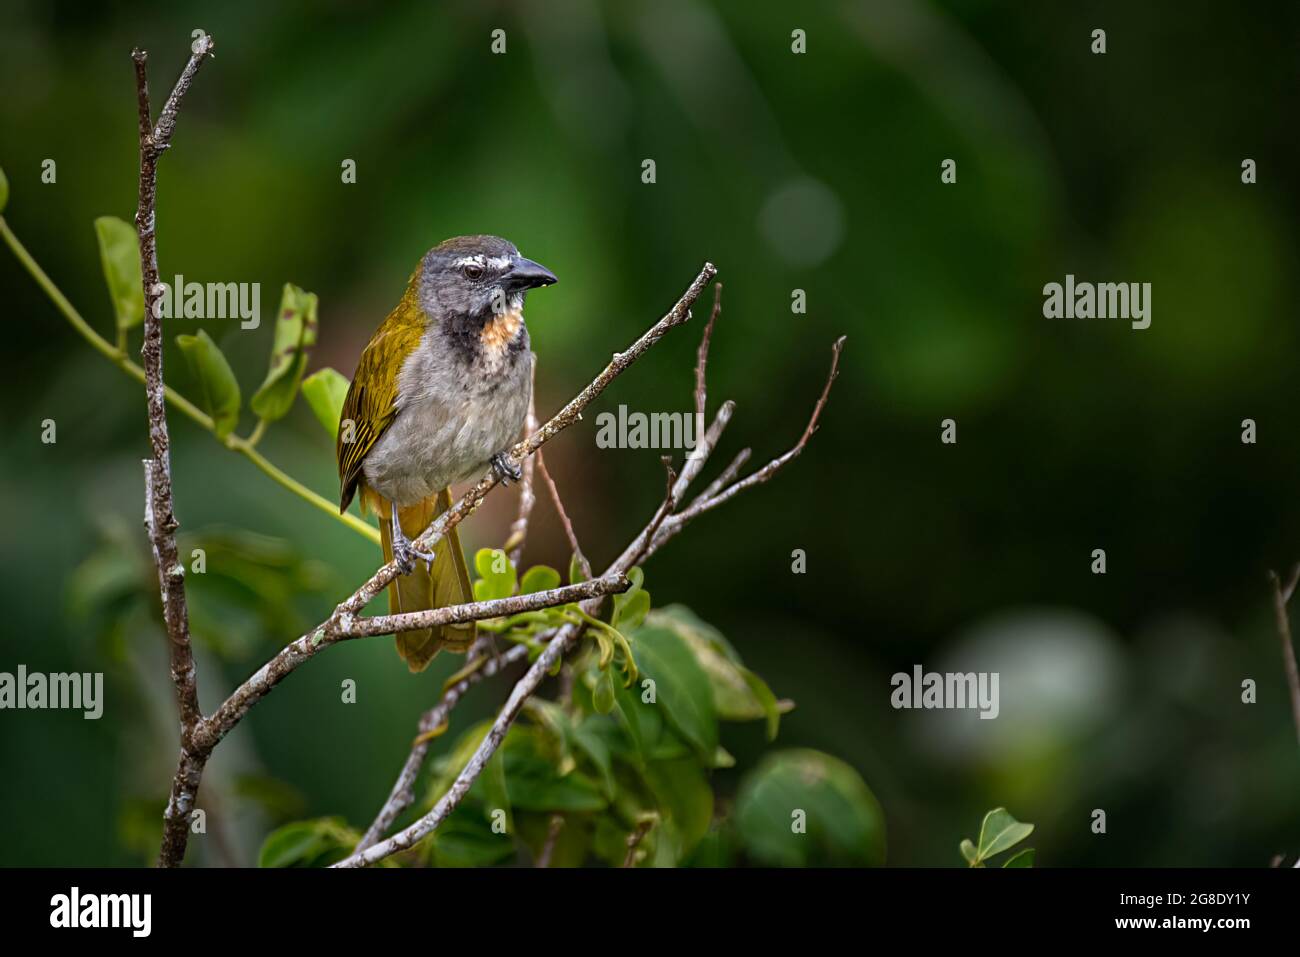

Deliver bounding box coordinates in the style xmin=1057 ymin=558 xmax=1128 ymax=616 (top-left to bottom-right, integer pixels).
xmin=336 ymin=305 xmax=424 ymax=513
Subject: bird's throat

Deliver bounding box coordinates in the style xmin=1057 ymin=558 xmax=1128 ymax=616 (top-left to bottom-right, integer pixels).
xmin=480 ymin=306 xmax=524 ymax=359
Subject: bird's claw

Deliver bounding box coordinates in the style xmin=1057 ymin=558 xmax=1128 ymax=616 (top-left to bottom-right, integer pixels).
xmin=491 ymin=452 xmax=522 ymax=485
xmin=393 ymin=532 xmax=435 ymax=575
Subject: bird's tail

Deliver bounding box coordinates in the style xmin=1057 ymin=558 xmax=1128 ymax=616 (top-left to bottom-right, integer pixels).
xmin=370 ymin=487 xmax=475 ymax=672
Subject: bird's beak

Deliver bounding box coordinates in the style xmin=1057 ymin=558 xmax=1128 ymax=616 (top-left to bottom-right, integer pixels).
xmin=506 ymin=256 xmax=558 ymax=291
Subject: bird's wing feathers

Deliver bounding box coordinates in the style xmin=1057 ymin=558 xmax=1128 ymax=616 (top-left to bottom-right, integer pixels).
xmin=337 ymin=287 xmax=427 ymax=513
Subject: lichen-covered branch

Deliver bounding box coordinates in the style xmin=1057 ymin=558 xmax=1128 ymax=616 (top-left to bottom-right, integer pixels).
xmin=132 ymin=36 xmax=216 ymax=869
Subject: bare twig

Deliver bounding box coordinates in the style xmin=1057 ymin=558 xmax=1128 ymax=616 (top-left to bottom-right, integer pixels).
xmin=536 ymin=814 xmax=566 ymax=868
xmin=1268 ymin=564 xmax=1300 ymax=747
xmin=198 ymin=577 xmax=626 ymax=750
xmin=538 ymin=449 xmax=592 ymax=580
xmin=133 ymin=35 xmax=216 ymax=869
xmin=623 ymin=817 xmax=656 ymax=868
xmin=337 ymin=575 xmax=627 ymax=638
xmin=694 ymin=281 xmax=721 ymax=421
xmin=647 ymin=335 xmax=846 ymax=558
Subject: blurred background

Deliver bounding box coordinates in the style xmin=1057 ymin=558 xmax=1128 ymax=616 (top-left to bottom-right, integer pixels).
xmin=2 ymin=0 xmax=1298 ymax=866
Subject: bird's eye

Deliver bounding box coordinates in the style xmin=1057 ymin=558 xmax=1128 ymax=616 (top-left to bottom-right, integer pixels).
xmin=462 ymin=263 xmax=485 ymax=281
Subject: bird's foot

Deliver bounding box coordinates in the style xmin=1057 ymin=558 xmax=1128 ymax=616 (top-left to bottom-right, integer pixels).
xmin=392 ymin=526 xmax=435 ymax=575
xmin=491 ymin=451 xmax=522 ymax=485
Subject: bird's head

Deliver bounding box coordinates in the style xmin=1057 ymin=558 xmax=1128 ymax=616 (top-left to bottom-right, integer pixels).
xmin=417 ymin=235 xmax=557 ymax=324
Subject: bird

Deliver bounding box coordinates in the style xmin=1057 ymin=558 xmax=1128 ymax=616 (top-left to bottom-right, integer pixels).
xmin=336 ymin=235 xmax=557 ymax=672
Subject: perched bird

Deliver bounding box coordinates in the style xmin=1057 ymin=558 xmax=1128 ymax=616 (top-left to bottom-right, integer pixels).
xmin=337 ymin=235 xmax=557 ymax=671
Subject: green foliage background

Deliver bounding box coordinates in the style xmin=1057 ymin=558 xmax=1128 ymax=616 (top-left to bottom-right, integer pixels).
xmin=1 ymin=0 xmax=1298 ymax=865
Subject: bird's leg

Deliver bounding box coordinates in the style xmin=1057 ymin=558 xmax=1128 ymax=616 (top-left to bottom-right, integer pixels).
xmin=491 ymin=451 xmax=522 ymax=485
xmin=390 ymin=500 xmax=435 ymax=574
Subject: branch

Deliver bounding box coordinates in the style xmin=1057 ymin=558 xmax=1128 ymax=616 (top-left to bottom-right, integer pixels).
xmin=197 ymin=577 xmax=626 ymax=751
xmin=1268 ymin=564 xmax=1300 ymax=747
xmin=343 ymin=283 xmax=848 ymax=867
xmin=647 ymin=335 xmax=845 ymax=558
xmin=133 ymin=37 xmax=215 ymax=869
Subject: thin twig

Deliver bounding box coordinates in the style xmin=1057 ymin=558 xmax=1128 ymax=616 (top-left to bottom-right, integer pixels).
xmin=1268 ymin=564 xmax=1300 ymax=747
xmin=198 ymin=577 xmax=626 ymax=750
xmin=538 ymin=449 xmax=592 ymax=580
xmin=133 ymin=36 xmax=215 ymax=869
xmin=647 ymin=335 xmax=845 ymax=557
xmin=623 ymin=817 xmax=655 ymax=868
xmin=694 ymin=281 xmax=721 ymax=421
xmin=536 ymin=815 xmax=566 ymax=868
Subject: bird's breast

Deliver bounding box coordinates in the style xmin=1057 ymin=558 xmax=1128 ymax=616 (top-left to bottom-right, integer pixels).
xmin=361 ymin=325 xmax=531 ymax=505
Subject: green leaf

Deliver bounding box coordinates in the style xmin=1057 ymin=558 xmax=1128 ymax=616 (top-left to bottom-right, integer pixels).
xmin=501 ymin=726 xmax=607 ymax=812
xmin=643 ymin=758 xmax=714 ymax=858
xmin=258 ymin=817 xmax=360 ymax=868
xmin=611 ymin=571 xmax=650 ymax=633
xmin=176 ymin=330 xmax=241 ymax=438
xmin=427 ymin=805 xmax=515 ymax=868
xmin=568 ymin=552 xmax=588 ymax=584
xmin=625 ymin=625 xmax=718 ymax=761
xmin=250 ymin=283 xmax=318 ymax=422
xmin=1003 ymin=847 xmax=1035 ymax=868
xmin=572 ymin=716 xmax=618 ymax=798
xmin=734 ymin=749 xmax=886 ymax=867
xmin=472 ymin=548 xmax=516 ymax=601
xmin=0 ymin=165 xmax=9 ymax=213
xmin=519 ymin=564 xmax=561 ymax=595
xmin=300 ymin=367 xmax=350 ymax=439
xmin=976 ymin=807 xmax=1034 ymax=862
xmin=93 ymin=216 xmax=144 ymax=331
xmin=650 ymin=605 xmax=785 ymax=737
xmin=960 ymin=838 xmax=979 ymax=865
xmin=592 ymin=667 xmax=616 ymax=715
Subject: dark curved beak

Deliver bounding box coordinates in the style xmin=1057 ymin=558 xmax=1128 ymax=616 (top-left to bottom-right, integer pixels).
xmin=507 ymin=256 xmax=557 ymax=291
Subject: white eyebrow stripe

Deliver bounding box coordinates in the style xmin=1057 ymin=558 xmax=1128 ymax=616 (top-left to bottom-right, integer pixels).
xmin=486 ymin=256 xmax=512 ymax=269
xmin=453 ymin=255 xmax=486 ymax=268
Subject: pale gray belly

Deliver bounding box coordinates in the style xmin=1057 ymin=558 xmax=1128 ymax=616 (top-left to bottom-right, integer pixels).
xmin=363 ymin=343 xmax=531 ymax=506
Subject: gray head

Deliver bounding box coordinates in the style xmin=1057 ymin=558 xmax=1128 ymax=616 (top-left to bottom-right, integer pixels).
xmin=418 ymin=235 xmax=557 ymax=324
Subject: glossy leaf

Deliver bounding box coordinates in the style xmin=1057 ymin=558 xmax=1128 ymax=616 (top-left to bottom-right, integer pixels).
xmin=650 ymin=605 xmax=785 ymax=737
xmin=976 ymin=807 xmax=1034 ymax=862
xmin=258 ymin=817 xmax=360 ymax=868
xmin=520 ymin=564 xmax=561 ymax=595
xmin=94 ymin=216 xmax=144 ymax=330
xmin=625 ymin=625 xmax=718 ymax=761
xmin=1003 ymin=847 xmax=1035 ymax=868
xmin=301 ymin=367 xmax=350 ymax=439
xmin=472 ymin=547 xmax=516 ymax=601
xmin=734 ymin=749 xmax=886 ymax=867
xmin=250 ymin=283 xmax=318 ymax=422
xmin=177 ymin=329 xmax=241 ymax=438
